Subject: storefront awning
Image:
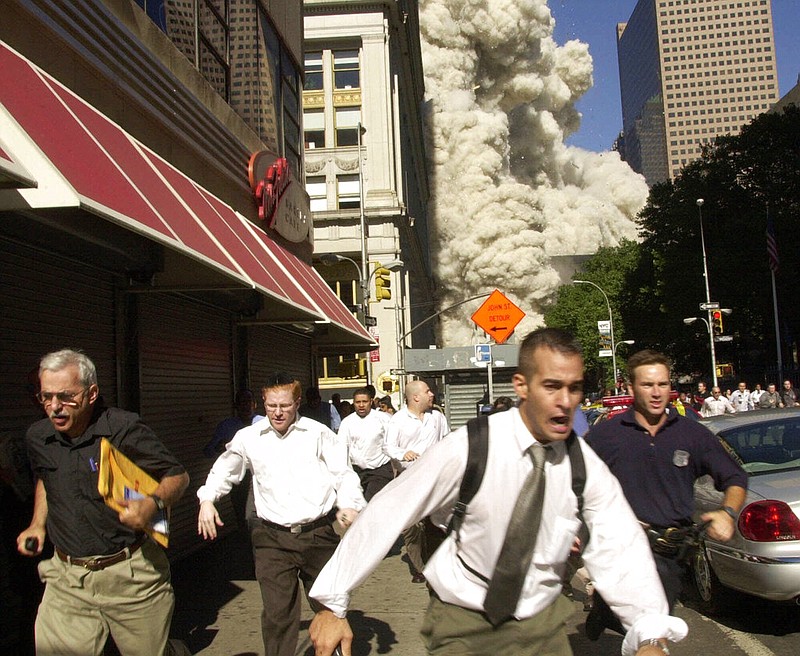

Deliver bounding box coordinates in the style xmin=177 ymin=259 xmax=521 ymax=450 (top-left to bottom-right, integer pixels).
xmin=0 ymin=40 xmax=371 ymax=348
xmin=0 ymin=141 xmax=36 ymax=189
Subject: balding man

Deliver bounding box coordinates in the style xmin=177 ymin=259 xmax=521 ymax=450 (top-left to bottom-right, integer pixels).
xmin=384 ymin=380 xmax=449 ymax=582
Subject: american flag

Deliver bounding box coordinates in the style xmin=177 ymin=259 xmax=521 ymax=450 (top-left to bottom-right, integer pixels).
xmin=766 ymin=214 xmax=779 ymax=274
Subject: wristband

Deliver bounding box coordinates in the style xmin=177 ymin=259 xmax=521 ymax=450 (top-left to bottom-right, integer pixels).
xmin=151 ymin=494 xmax=166 ymax=511
xmin=719 ymin=505 xmax=737 ymax=521
xmin=638 ymin=638 xmax=670 ymax=655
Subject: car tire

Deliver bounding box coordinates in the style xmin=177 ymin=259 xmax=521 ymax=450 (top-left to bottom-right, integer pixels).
xmin=691 ymin=541 xmax=730 ymax=615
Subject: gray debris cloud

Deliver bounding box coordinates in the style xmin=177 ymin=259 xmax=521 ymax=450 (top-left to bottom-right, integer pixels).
xmin=419 ymin=0 xmax=647 ymax=345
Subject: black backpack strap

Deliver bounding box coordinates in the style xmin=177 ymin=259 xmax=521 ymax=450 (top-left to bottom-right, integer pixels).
xmin=566 ymin=432 xmax=590 ymax=548
xmin=446 ymin=414 xmax=489 ymax=539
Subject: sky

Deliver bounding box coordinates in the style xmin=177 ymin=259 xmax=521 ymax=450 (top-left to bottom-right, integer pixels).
xmin=550 ymin=0 xmax=800 ymax=152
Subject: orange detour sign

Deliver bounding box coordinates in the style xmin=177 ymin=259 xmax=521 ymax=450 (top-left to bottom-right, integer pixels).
xmin=471 ymin=290 xmax=525 ymax=345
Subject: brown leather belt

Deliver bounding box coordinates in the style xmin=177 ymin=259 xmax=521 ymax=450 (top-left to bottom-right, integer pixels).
xmin=56 ymin=535 xmax=147 ymax=571
xmin=262 ymin=508 xmax=337 ymax=534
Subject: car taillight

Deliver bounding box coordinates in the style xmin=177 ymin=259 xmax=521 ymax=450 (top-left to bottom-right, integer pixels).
xmin=738 ymin=500 xmax=800 ymax=542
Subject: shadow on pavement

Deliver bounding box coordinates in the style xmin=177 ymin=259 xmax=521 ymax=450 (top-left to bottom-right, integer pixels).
xmin=171 ymin=530 xmax=256 ymax=654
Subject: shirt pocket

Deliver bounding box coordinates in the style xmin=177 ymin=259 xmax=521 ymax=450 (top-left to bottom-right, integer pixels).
xmin=539 ymin=515 xmax=581 ymax=564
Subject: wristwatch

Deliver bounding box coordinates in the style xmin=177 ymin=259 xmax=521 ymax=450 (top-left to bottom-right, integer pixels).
xmin=719 ymin=505 xmax=738 ymax=521
xmin=638 ymin=638 xmax=670 ymax=655
xmin=151 ymin=494 xmax=166 ymax=511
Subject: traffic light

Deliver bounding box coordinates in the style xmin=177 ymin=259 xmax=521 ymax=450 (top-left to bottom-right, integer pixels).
xmin=711 ymin=310 xmax=723 ymax=335
xmin=374 ymin=265 xmax=392 ymax=301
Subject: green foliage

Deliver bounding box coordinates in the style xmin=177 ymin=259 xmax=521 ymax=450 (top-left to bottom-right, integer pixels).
xmin=546 ymin=104 xmax=800 ymax=385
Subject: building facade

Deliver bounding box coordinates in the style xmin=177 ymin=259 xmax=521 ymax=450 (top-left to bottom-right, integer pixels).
xmin=617 ymin=0 xmax=780 ymax=185
xmin=0 ymin=0 xmax=372 ymax=558
xmin=303 ymin=0 xmax=436 ymax=403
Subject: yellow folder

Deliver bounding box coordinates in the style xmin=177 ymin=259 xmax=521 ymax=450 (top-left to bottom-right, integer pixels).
xmin=97 ymin=438 xmax=169 ymax=547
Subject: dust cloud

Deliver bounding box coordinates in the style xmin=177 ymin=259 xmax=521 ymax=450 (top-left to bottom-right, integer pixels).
xmin=419 ymin=0 xmax=647 ymax=345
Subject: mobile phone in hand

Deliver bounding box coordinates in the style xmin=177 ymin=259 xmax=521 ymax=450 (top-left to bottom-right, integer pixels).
xmin=333 ymin=647 xmax=343 ymax=656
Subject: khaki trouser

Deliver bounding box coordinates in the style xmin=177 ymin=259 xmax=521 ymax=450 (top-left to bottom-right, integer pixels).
xmin=421 ymin=592 xmax=574 ymax=655
xmin=35 ymin=540 xmax=174 ymax=656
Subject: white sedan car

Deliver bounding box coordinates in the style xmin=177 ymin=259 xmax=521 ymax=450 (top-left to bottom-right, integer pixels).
xmin=693 ymin=408 xmax=800 ymax=612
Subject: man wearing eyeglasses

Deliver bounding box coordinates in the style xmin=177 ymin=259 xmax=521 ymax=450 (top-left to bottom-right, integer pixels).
xmin=16 ymin=349 xmax=190 ymax=656
xmin=197 ymin=373 xmax=365 ymax=656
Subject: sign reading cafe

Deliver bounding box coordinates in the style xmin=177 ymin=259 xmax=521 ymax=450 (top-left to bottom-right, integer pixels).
xmin=248 ymin=150 xmax=312 ymax=244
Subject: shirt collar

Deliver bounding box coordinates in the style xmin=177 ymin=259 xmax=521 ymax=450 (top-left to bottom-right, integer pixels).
xmin=618 ymin=406 xmax=679 ymax=432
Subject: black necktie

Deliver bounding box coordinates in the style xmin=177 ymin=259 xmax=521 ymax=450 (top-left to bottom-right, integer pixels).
xmin=483 ymin=444 xmax=547 ymax=627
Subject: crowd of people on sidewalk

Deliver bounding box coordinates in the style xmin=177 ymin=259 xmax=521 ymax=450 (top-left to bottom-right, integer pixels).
xmin=12 ymin=335 xmax=795 ymax=656
xmin=690 ymin=378 xmax=800 ymax=417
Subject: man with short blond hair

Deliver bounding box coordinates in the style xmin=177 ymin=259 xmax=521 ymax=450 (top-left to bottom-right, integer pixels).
xmin=586 ymin=349 xmax=747 ymax=640
xmin=197 ymin=373 xmax=365 ymax=656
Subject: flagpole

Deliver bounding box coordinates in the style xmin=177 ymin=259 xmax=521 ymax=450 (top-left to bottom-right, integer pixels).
xmin=771 ymin=269 xmax=782 ymax=383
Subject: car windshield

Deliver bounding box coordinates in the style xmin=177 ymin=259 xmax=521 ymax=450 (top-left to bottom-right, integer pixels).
xmin=719 ymin=418 xmax=800 ymax=474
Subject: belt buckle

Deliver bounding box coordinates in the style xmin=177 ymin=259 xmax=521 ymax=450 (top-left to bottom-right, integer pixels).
xmin=84 ymin=558 xmax=102 ymax=571
xmin=290 ymin=524 xmax=302 ymax=534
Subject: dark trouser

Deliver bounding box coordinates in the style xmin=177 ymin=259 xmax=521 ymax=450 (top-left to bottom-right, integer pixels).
xmin=353 ymin=462 xmax=394 ymax=501
xmin=251 ymin=522 xmax=340 ymax=656
xmin=591 ymin=552 xmax=684 ymax=635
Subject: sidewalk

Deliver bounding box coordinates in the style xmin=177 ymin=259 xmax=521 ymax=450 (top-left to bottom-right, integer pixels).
xmin=170 ymin=531 xmax=431 ymax=656
xmin=170 ymin=530 xmax=657 ymax=656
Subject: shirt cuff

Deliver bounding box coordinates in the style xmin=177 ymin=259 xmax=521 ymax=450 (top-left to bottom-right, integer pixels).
xmin=621 ymin=614 xmax=688 ymax=656
xmin=310 ymin=592 xmax=350 ymax=619
xmin=196 ymin=486 xmax=218 ymax=504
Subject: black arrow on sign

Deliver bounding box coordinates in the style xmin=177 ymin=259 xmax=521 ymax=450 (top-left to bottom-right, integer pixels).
xmin=490 ymin=326 xmax=508 ymax=332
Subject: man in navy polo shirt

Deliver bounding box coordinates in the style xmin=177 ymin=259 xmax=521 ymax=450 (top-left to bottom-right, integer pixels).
xmin=584 ymin=349 xmax=747 ymax=640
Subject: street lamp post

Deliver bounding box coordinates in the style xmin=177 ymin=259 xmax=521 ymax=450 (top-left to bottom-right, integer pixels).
xmin=319 ymin=254 xmax=403 ymax=385
xmin=696 ymin=198 xmax=718 ymax=389
xmin=574 ymin=279 xmax=618 ymax=385
xmin=684 ymin=310 xmax=731 ymax=388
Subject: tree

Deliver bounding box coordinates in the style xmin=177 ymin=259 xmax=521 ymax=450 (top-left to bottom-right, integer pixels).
xmin=544 ymin=240 xmax=641 ymax=392
xmin=546 ymin=105 xmax=800 ymax=384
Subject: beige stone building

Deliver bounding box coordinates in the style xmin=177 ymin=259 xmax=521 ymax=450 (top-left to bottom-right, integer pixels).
xmin=303 ymin=0 xmax=436 ymax=402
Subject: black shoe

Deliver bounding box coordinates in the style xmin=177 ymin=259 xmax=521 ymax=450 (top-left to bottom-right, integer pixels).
xmin=411 ymin=572 xmax=427 ymax=583
xmin=585 ymin=605 xmax=605 ymax=641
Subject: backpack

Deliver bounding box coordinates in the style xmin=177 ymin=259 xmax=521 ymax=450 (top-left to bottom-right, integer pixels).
xmin=446 ymin=414 xmax=589 ymax=548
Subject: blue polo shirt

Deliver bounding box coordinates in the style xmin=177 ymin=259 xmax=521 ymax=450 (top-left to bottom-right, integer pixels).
xmin=585 ymin=407 xmax=747 ymax=528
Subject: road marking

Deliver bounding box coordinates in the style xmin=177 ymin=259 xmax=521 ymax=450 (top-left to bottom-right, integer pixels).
xmin=697 ymin=613 xmax=776 ymax=655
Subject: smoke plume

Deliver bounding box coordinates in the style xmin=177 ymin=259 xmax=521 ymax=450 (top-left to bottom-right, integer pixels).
xmin=419 ymin=0 xmax=647 ymax=345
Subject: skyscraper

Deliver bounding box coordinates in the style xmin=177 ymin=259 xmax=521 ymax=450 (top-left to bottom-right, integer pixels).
xmin=617 ymin=0 xmax=780 ymax=185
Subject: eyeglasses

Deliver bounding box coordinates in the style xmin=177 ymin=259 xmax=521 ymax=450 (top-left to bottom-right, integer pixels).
xmin=37 ymin=388 xmax=89 ymax=407
xmin=264 ymin=402 xmax=296 ymax=414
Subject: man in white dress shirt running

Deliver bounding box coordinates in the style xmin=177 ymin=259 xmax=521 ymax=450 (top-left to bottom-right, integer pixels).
xmin=337 ymin=387 xmax=393 ymax=501
xmin=308 ymin=329 xmax=687 ymax=656
xmin=197 ymin=373 xmax=366 ymax=656
xmin=384 ymin=379 xmax=449 ymax=582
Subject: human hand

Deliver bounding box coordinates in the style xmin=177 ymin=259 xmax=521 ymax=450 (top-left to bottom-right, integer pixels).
xmin=335 ymin=508 xmax=359 ymax=533
xmin=701 ymin=508 xmax=736 ymax=541
xmin=17 ymin=526 xmax=45 ymax=556
xmin=403 ymin=450 xmax=419 ymax=462
xmin=635 ymin=642 xmax=669 ymax=656
xmin=309 ymin=610 xmax=353 ymax=656
xmin=117 ymin=497 xmax=156 ymax=530
xmin=198 ymin=500 xmax=223 ymax=539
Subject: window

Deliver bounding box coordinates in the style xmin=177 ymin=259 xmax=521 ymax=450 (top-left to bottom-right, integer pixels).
xmin=335 ymin=107 xmax=361 ymax=146
xmin=337 ymin=174 xmax=360 ymax=209
xmin=304 ymin=109 xmax=325 ymax=149
xmin=306 ymin=176 xmax=327 ymax=212
xmin=333 ymin=50 xmax=360 ymax=89
xmin=260 ymin=14 xmax=303 ymax=177
xmin=305 ymin=52 xmax=323 ymax=91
